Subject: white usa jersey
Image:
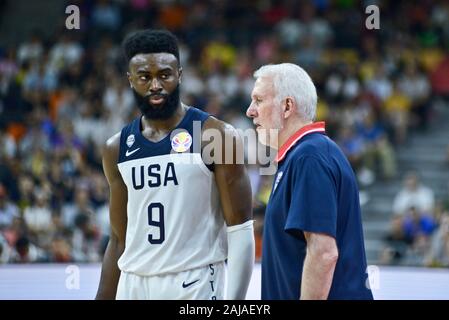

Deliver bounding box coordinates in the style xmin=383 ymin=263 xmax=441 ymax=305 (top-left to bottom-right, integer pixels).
xmin=116 ymin=107 xmax=227 ymax=276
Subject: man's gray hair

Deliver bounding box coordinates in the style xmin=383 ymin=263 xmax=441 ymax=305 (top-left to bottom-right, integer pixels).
xmin=254 ymin=63 xmax=317 ymax=121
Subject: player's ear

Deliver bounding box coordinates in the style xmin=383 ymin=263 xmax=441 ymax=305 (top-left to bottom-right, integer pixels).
xmin=283 ymin=97 xmax=295 ymax=119
xmin=127 ymin=72 xmax=133 ymax=89
xmin=178 ymin=67 xmax=183 ymax=84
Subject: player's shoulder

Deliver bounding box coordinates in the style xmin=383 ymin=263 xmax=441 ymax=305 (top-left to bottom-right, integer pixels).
xmin=203 ymin=116 xmax=238 ymax=137
xmin=102 ymin=131 xmax=122 ymax=162
xmin=103 ymin=117 xmax=140 ymax=159
xmin=105 ymin=131 xmax=121 ymax=149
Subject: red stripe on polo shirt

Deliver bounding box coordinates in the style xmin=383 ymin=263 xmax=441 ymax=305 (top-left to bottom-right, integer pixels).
xmin=275 ymin=121 xmax=326 ymax=163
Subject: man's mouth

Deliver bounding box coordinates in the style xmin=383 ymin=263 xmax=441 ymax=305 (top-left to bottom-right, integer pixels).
xmin=148 ymin=94 xmax=166 ymax=105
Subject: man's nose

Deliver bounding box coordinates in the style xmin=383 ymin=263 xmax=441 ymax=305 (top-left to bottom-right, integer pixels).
xmin=246 ymin=103 xmax=257 ymax=118
xmin=149 ymin=78 xmax=162 ymax=92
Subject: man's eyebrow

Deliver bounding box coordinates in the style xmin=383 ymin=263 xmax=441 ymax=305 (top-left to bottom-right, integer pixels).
xmin=158 ymin=68 xmax=173 ymax=73
xmin=135 ymin=67 xmax=174 ymax=74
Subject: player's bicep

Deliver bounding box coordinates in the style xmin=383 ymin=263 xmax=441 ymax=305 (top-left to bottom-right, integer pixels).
xmin=108 ymin=178 xmax=127 ymax=242
xmin=215 ymin=162 xmax=252 ymax=226
xmin=213 ymin=132 xmax=252 ymax=226
xmin=102 ymin=134 xmax=127 ymax=242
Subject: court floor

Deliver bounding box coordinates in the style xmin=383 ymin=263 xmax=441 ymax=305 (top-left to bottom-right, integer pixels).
xmin=0 ymin=263 xmax=448 ymax=300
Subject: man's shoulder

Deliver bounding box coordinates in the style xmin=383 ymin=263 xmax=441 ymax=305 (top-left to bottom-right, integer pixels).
xmin=297 ymin=133 xmax=345 ymax=158
xmin=203 ymin=115 xmax=235 ymax=133
xmin=103 ymin=131 xmax=122 ymax=161
xmin=104 ymin=118 xmax=138 ymax=150
xmin=202 ymin=115 xmax=241 ymax=143
xmin=292 ymin=133 xmax=330 ymax=158
xmin=285 ymin=135 xmax=341 ymax=171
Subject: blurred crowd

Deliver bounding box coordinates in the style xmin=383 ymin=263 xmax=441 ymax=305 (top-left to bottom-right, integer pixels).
xmin=1 ymin=0 xmax=449 ymax=265
xmin=381 ymin=172 xmax=449 ymax=267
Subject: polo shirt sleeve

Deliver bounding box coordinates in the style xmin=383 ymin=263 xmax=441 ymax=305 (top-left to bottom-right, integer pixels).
xmin=284 ymin=155 xmax=337 ymax=240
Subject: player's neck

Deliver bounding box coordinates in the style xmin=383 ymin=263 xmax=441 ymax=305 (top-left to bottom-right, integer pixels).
xmin=141 ymin=103 xmax=187 ymax=132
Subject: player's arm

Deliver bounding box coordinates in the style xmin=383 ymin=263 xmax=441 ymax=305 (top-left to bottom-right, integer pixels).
xmin=203 ymin=118 xmax=254 ymax=300
xmin=300 ymin=231 xmax=338 ymax=300
xmin=95 ymin=132 xmax=128 ymax=300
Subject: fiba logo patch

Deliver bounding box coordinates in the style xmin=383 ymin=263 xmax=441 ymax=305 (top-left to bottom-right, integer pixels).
xmin=171 ymin=131 xmax=192 ymax=153
xmin=273 ymin=171 xmax=283 ymax=193
xmin=126 ymin=134 xmax=135 ymax=148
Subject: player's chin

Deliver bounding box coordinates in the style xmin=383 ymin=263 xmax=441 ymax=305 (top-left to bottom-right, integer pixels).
xmin=148 ymin=100 xmax=166 ymax=109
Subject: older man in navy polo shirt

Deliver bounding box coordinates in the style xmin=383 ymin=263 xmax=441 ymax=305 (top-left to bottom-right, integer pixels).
xmin=246 ymin=63 xmax=373 ymax=300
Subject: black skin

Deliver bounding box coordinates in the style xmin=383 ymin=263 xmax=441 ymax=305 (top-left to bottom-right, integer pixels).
xmin=95 ymin=52 xmax=253 ymax=299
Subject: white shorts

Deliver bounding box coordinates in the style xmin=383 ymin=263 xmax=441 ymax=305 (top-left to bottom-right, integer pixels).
xmin=116 ymin=262 xmax=225 ymax=300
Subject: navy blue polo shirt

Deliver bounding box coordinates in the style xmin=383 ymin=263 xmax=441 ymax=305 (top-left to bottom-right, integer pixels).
xmin=261 ymin=122 xmax=373 ymax=300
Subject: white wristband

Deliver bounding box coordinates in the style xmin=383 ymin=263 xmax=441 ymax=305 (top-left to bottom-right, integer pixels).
xmin=226 ymin=220 xmax=255 ymax=300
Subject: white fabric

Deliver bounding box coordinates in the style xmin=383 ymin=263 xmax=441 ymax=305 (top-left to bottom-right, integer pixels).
xmin=116 ymin=262 xmax=224 ymax=300
xmin=226 ymin=220 xmax=255 ymax=300
xmin=117 ymin=153 xmax=227 ymax=276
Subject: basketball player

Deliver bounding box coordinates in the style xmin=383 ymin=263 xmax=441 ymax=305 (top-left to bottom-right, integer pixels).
xmin=95 ymin=29 xmax=254 ymax=300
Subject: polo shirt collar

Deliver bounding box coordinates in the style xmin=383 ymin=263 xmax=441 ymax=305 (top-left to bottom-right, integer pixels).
xmin=275 ymin=121 xmax=326 ymax=163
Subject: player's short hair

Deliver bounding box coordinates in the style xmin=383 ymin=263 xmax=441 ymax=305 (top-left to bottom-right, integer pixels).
xmin=254 ymin=63 xmax=317 ymax=121
xmin=122 ymin=29 xmax=180 ymax=63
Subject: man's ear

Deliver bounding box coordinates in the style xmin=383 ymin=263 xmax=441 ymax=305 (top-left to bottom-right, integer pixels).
xmin=127 ymin=72 xmax=133 ymax=88
xmin=283 ymin=97 xmax=295 ymax=119
xmin=178 ymin=67 xmax=183 ymax=84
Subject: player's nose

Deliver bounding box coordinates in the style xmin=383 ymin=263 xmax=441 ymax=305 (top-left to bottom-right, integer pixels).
xmin=149 ymin=78 xmax=162 ymax=92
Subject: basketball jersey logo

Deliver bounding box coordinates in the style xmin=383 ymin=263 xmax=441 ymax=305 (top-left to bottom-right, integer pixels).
xmin=171 ymin=131 xmax=192 ymax=153
xmin=126 ymin=134 xmax=135 ymax=148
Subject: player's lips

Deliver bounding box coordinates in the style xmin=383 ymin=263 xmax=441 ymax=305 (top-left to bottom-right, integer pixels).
xmin=148 ymin=94 xmax=166 ymax=105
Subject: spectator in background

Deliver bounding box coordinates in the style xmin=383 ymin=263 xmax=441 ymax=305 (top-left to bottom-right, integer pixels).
xmin=0 ymin=233 xmax=12 ymax=263
xmin=10 ymin=236 xmax=47 ymax=263
xmin=23 ymin=61 xmax=58 ymax=95
xmin=48 ymin=234 xmax=72 ymax=263
xmin=91 ymin=0 xmax=122 ymax=33
xmin=402 ymin=206 xmax=437 ymax=243
xmin=356 ymin=110 xmax=397 ymax=181
xmin=380 ymin=215 xmax=410 ymax=264
xmin=383 ymin=79 xmax=412 ymax=145
xmin=443 ymin=181 xmax=449 ymax=211
xmin=336 ymin=125 xmax=365 ymax=172
xmin=23 ymin=188 xmax=53 ymax=246
xmin=392 ymin=172 xmax=435 ymax=216
xmin=0 ymin=184 xmax=19 ymax=231
xmin=398 ymin=62 xmax=431 ymax=129
xmin=72 ymin=213 xmax=100 ymax=262
xmin=0 ymin=140 xmax=20 ymax=203
xmin=365 ymin=65 xmax=392 ymax=102
xmin=17 ymin=30 xmax=44 ymax=65
xmin=1 ymin=216 xmax=27 ymax=251
xmin=62 ymin=186 xmax=95 ymax=229
xmin=0 ymin=127 xmax=16 ymax=159
xmin=427 ymin=213 xmax=449 ymax=267
xmin=48 ymin=32 xmax=83 ymax=73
